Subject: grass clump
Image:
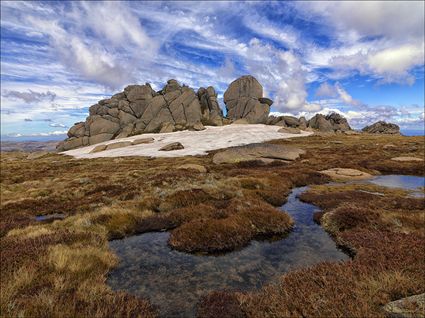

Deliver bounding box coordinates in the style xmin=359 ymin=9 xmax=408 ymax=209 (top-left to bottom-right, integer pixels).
xmin=1 ymin=133 xmax=424 ymax=317
xmin=168 ymin=197 xmax=293 ymax=253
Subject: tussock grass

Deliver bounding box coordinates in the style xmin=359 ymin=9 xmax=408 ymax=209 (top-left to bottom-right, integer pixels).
xmin=1 ymin=133 xmax=424 ymax=317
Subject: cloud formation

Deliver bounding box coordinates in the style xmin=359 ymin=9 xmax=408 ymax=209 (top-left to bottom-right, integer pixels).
xmin=2 ymin=90 xmax=56 ymax=103
xmin=0 ymin=1 xmax=423 ymax=136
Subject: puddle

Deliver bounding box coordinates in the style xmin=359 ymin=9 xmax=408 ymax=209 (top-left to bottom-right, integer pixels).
xmin=107 ymin=186 xmax=349 ymax=317
xmin=35 ymin=213 xmax=66 ymax=222
xmin=368 ymin=175 xmax=424 ymax=197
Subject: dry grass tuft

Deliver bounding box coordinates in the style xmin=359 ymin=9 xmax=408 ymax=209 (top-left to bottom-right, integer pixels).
xmin=1 ymin=133 xmax=424 ymax=317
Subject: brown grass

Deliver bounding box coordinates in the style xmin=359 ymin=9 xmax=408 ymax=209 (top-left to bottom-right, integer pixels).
xmin=1 ymin=133 xmax=424 ymax=317
xmin=198 ymin=174 xmax=425 ymax=317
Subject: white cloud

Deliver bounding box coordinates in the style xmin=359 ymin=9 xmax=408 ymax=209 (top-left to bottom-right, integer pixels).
xmin=315 ymin=82 xmax=337 ymax=98
xmin=298 ymin=1 xmax=424 ymax=42
xmin=2 ymin=90 xmax=56 ymax=103
xmin=330 ymin=43 xmax=424 ymax=84
xmin=314 ymin=82 xmax=360 ymax=106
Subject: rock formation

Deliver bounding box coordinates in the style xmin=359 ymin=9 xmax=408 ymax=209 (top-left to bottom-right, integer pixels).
xmin=223 ymin=75 xmax=271 ymax=124
xmin=266 ymin=112 xmax=351 ymax=132
xmin=58 ymin=80 xmax=212 ymax=151
xmin=362 ymin=121 xmax=400 ymax=134
xmin=57 ymin=75 xmax=356 ymax=152
xmin=308 ymin=113 xmax=351 ymax=132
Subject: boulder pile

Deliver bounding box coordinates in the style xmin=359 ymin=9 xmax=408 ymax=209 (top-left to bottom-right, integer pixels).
xmin=267 ymin=113 xmax=351 ymax=132
xmin=58 ymin=75 xmax=355 ymax=151
xmin=58 ymin=79 xmax=226 ymax=151
xmin=362 ymin=121 xmax=400 ymax=134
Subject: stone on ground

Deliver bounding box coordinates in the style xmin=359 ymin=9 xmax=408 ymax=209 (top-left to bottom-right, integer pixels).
xmin=383 ymin=293 xmax=425 ymax=318
xmin=320 ymin=168 xmax=373 ymax=181
xmin=159 ymin=142 xmax=185 ymax=151
xmin=90 ymin=144 xmax=107 ymax=153
xmin=213 ymin=143 xmax=305 ymax=164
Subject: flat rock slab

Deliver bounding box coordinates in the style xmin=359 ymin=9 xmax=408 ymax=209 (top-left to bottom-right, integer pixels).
xmin=213 ymin=143 xmax=305 ymax=164
xmin=61 ymin=125 xmax=312 ymax=159
xmin=391 ymin=156 xmax=424 ymax=162
xmin=320 ymin=168 xmax=373 ymax=181
xmin=383 ymin=293 xmax=425 ymax=318
xmin=106 ymin=141 xmax=133 ymax=150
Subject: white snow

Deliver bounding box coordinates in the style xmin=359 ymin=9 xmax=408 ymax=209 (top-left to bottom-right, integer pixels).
xmin=61 ymin=124 xmax=312 ymax=159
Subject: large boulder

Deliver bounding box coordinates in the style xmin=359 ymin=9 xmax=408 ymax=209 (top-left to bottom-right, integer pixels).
xmin=362 ymin=121 xmax=400 ymax=134
xmin=223 ymin=75 xmax=271 ymax=124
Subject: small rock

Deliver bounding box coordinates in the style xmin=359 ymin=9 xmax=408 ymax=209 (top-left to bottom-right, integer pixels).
xmin=330 ymin=141 xmax=343 ymax=144
xmin=383 ymin=293 xmax=425 ymax=318
xmin=78 ymin=177 xmax=91 ymax=184
xmin=90 ymin=144 xmax=107 ymax=153
xmin=278 ymin=127 xmax=301 ymax=134
xmin=383 ymin=143 xmax=397 ymax=150
xmin=106 ymin=141 xmax=132 ymax=150
xmin=178 ymin=164 xmax=207 ymax=173
xmin=159 ymin=142 xmax=184 ymax=151
xmin=131 ymin=138 xmax=155 ymax=145
xmin=259 ymin=97 xmax=273 ymax=106
xmin=192 ymin=122 xmax=205 ymax=131
xmin=391 ymin=156 xmax=424 ymax=162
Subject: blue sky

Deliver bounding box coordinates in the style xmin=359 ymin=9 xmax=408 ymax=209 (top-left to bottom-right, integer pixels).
xmin=1 ymin=1 xmax=424 ymax=137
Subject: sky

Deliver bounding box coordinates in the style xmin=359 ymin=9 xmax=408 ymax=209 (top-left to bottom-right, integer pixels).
xmin=1 ymin=1 xmax=424 ymax=137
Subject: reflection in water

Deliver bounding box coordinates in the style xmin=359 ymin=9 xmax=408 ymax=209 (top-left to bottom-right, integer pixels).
xmin=369 ymin=175 xmax=424 ymax=192
xmin=107 ymin=186 xmax=349 ymax=317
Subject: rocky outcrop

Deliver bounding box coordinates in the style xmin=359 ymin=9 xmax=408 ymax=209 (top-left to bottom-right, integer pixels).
xmin=267 ymin=112 xmax=351 ymax=132
xmin=58 ymin=79 xmax=217 ymax=151
xmin=308 ymin=113 xmax=351 ymax=132
xmin=198 ymin=86 xmax=223 ymax=126
xmin=362 ymin=121 xmax=400 ymax=134
xmin=223 ymin=75 xmax=271 ymax=124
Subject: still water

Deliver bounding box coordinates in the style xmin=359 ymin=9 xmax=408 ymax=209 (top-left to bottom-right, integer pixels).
xmin=107 ymin=186 xmax=349 ymax=317
xmin=369 ymin=175 xmax=424 ymax=192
